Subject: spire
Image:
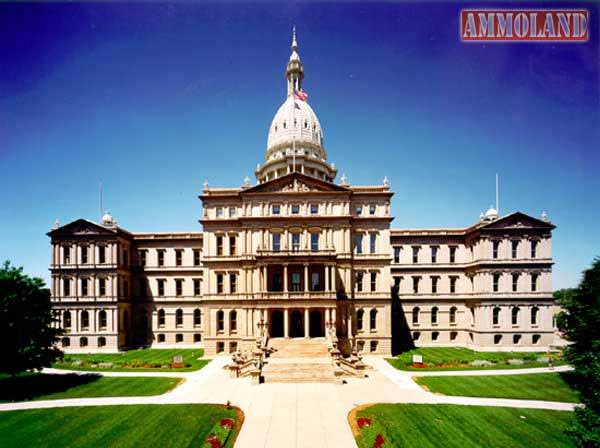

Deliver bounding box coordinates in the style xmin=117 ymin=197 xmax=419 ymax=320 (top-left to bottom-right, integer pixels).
xmin=286 ymin=24 xmax=304 ymax=96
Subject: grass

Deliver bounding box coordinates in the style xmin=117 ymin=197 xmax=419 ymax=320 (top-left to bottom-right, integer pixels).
xmin=387 ymin=347 xmax=565 ymax=371
xmin=53 ymin=348 xmax=208 ymax=372
xmin=0 ymin=373 xmax=181 ymax=403
xmin=0 ymin=404 xmax=242 ymax=448
xmin=353 ymin=403 xmax=575 ymax=448
xmin=416 ymin=372 xmax=580 ymax=403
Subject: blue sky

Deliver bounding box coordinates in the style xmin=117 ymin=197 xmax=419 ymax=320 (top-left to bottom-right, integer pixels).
xmin=1 ymin=2 xmax=598 ymax=289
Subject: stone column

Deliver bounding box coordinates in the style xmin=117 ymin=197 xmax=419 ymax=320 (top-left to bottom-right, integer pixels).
xmin=304 ymin=264 xmax=309 ymax=292
xmin=304 ymin=308 xmax=310 ymax=338
xmin=283 ymin=264 xmax=288 ymax=293
xmin=284 ymin=308 xmax=289 ymax=338
xmin=324 ymin=265 xmax=329 ymax=292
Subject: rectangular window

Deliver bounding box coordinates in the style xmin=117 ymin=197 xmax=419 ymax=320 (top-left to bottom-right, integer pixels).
xmin=311 ymin=233 xmax=319 ymax=252
xmin=531 ymin=273 xmax=538 ymax=292
xmin=157 ymin=279 xmax=165 ymax=297
xmin=175 ymin=250 xmax=183 ymax=266
xmin=63 ymin=278 xmax=71 ymax=296
xmin=272 ymin=204 xmax=280 ymax=215
xmin=355 ymin=234 xmax=363 ymax=254
xmin=412 ymin=276 xmax=420 ymax=294
xmin=139 ymin=279 xmax=146 ymax=297
xmin=431 ymin=246 xmax=438 ymax=263
xmin=492 ymin=241 xmax=500 ymax=259
xmin=216 ymin=207 xmax=223 ymax=218
xmin=531 ymin=240 xmax=538 ymax=258
xmin=81 ymin=278 xmax=88 ymax=296
xmin=393 ymin=276 xmax=401 ymax=288
xmin=139 ymin=250 xmax=147 ymax=267
xmin=356 ymin=272 xmax=363 ymax=292
xmin=217 ymin=274 xmax=224 ymax=294
xmin=272 ymin=233 xmax=281 ymax=252
xmin=193 ymin=249 xmax=201 ymax=266
xmin=291 ymin=233 xmax=300 ymax=252
xmin=369 ymin=233 xmax=376 ymax=254
xmin=393 ymin=246 xmax=400 ymax=263
xmin=99 ymin=278 xmax=106 ymax=296
xmin=512 ymin=273 xmax=519 ymax=292
xmin=355 ymin=205 xmax=362 ymax=216
xmin=431 ymin=277 xmax=438 ymax=294
xmin=175 ymin=279 xmax=183 ymax=296
xmin=369 ymin=204 xmax=376 ymax=215
xmin=449 ymin=246 xmax=457 ymax=263
xmin=216 ymin=236 xmax=223 ymax=256
xmin=123 ymin=249 xmax=129 ymax=267
xmin=412 ymin=246 xmax=419 ymax=263
xmin=157 ymin=250 xmax=165 ymax=267
xmin=81 ymin=246 xmax=88 ymax=264
xmin=291 ymin=204 xmax=300 ymax=215
xmin=123 ymin=279 xmax=129 ymax=297
xmin=450 ymin=277 xmax=457 ymax=293
xmin=291 ymin=272 xmax=301 ymax=291
xmin=63 ymin=246 xmax=71 ymax=264
xmin=493 ymin=274 xmax=500 ymax=292
xmin=193 ymin=279 xmax=201 ymax=296
xmin=230 ymin=273 xmax=237 ymax=293
xmin=99 ymin=246 xmax=106 ymax=264
xmin=370 ymin=272 xmax=377 ymax=291
xmin=512 ymin=240 xmax=519 ymax=259
xmin=311 ymin=272 xmax=320 ymax=291
xmin=229 ymin=236 xmax=237 ymax=255
xmin=229 ymin=206 xmax=236 ymax=217
xmin=310 ymin=203 xmax=319 ymax=215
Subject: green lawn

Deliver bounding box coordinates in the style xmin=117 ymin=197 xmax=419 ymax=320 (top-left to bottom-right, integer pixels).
xmin=53 ymin=348 xmax=208 ymax=372
xmin=353 ymin=403 xmax=574 ymax=448
xmin=416 ymin=372 xmax=580 ymax=403
xmin=388 ymin=347 xmax=565 ymax=371
xmin=0 ymin=373 xmax=181 ymax=403
xmin=0 ymin=404 xmax=241 ymax=448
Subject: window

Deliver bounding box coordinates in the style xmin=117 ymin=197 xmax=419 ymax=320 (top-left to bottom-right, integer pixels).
xmin=175 ymin=279 xmax=183 ymax=296
xmin=432 ymin=331 xmax=439 ymax=341
xmin=123 ymin=249 xmax=129 ymax=267
xmin=157 ymin=250 xmax=165 ymax=266
xmin=80 ymin=337 xmax=88 ymax=347
xmin=412 ymin=276 xmax=420 ymax=294
xmin=81 ymin=278 xmax=89 ymax=296
xmin=291 ymin=233 xmax=300 ymax=252
xmin=194 ymin=333 xmax=201 ymax=343
xmin=272 ymin=204 xmax=280 ymax=215
xmin=157 ymin=279 xmax=165 ymax=297
xmin=99 ymin=246 xmax=106 ymax=264
xmin=217 ymin=310 xmax=224 ymax=332
xmin=291 ymin=204 xmax=300 ymax=214
xmin=369 ymin=204 xmax=376 ymax=215
xmin=355 ymin=234 xmax=363 ymax=254
xmin=139 ymin=250 xmax=147 ymax=266
xmin=229 ymin=206 xmax=236 ymax=217
xmin=532 ymin=334 xmax=541 ymax=345
xmin=193 ymin=249 xmax=201 ymax=266
xmin=412 ymin=307 xmax=420 ymax=324
xmin=157 ymin=334 xmax=165 ymax=342
xmin=431 ymin=246 xmax=438 ymax=263
xmin=216 ymin=236 xmax=223 ymax=256
xmin=158 ymin=309 xmax=165 ymax=327
xmin=229 ymin=236 xmax=237 ymax=255
xmin=175 ymin=250 xmax=183 ymax=266
xmin=393 ymin=276 xmax=401 ymax=289
xmin=512 ymin=273 xmax=519 ymax=292
xmin=62 ymin=337 xmax=70 ymax=347
xmin=431 ymin=276 xmax=438 ymax=294
xmin=63 ymin=278 xmax=71 ymax=296
xmin=63 ymin=246 xmax=71 ymax=264
xmin=450 ymin=307 xmax=457 ymax=324
xmin=176 ymin=309 xmax=183 ymax=327
xmin=216 ymin=274 xmax=224 ymax=294
xmin=450 ymin=277 xmax=457 ymax=294
xmin=370 ymin=272 xmax=377 ymax=291
xmin=493 ymin=273 xmax=500 ymax=292
xmin=81 ymin=310 xmax=89 ymax=330
xmin=531 ymin=273 xmax=539 ymax=292
xmin=393 ymin=246 xmax=400 ymax=263
xmin=98 ymin=337 xmax=106 ymax=347
xmin=176 ymin=334 xmax=183 ymax=343
xmin=98 ymin=278 xmax=106 ymax=296
xmin=494 ymin=334 xmax=502 ymax=345
xmin=81 ymin=246 xmax=88 ymax=264
xmin=449 ymin=246 xmax=457 ymax=263
xmin=357 ymin=309 xmax=364 ymax=331
xmin=123 ymin=279 xmax=129 ymax=297
xmin=99 ymin=310 xmax=107 ymax=330
xmin=412 ymin=246 xmax=419 ymax=263
xmin=513 ymin=334 xmax=522 ymax=345
xmin=311 ymin=272 xmax=320 ymax=291
xmin=230 ymin=310 xmax=237 ymax=332
xmin=194 ymin=279 xmax=201 ymax=296
xmin=217 ymin=341 xmax=225 ymax=353
xmin=450 ymin=331 xmax=458 ymax=341
xmin=310 ymin=203 xmax=319 ymax=214
xmin=412 ymin=331 xmax=421 ymax=341
xmin=431 ymin=306 xmax=438 ymax=325
xmin=531 ymin=240 xmax=538 ymax=258
xmin=230 ymin=273 xmax=237 ymax=293
xmin=370 ymin=309 xmax=377 ymax=330
xmin=311 ymin=233 xmax=319 ymax=252
xmin=493 ymin=307 xmax=501 ymax=325
xmin=511 ymin=240 xmax=519 ymax=258
xmin=63 ymin=311 xmax=72 ymax=329
xmin=511 ymin=307 xmax=520 ymax=325
xmin=492 ymin=240 xmax=500 ymax=259
xmin=291 ymin=272 xmax=301 ymax=291
xmin=355 ymin=205 xmax=362 ymax=215
xmin=356 ymin=272 xmax=363 ymax=292
xmin=216 ymin=207 xmax=223 ymax=218
xmin=531 ymin=306 xmax=539 ymax=325
xmin=230 ymin=342 xmax=238 ymax=353
xmin=272 ymin=233 xmax=281 ymax=252
xmin=369 ymin=233 xmax=376 ymax=254
xmin=194 ymin=309 xmax=201 ymax=326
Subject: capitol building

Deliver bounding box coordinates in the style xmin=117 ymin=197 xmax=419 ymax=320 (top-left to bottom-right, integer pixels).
xmin=47 ymin=31 xmax=556 ymax=357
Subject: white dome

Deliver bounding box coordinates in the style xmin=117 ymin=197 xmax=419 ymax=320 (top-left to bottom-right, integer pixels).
xmin=101 ymin=211 xmax=115 ymax=226
xmin=485 ymin=206 xmax=499 ymax=219
xmin=266 ymin=96 xmax=324 ymax=159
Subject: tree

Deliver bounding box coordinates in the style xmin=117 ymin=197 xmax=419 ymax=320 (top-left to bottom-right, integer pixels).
xmin=0 ymin=261 xmax=63 ymax=375
xmin=560 ymin=258 xmax=600 ymax=447
xmin=554 ymin=288 xmax=576 ymax=333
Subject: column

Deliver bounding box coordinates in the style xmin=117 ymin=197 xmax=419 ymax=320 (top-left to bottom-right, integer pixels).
xmin=304 ymin=308 xmax=310 ymax=338
xmin=324 ymin=265 xmax=329 ymax=292
xmin=283 ymin=264 xmax=288 ymax=293
xmin=284 ymin=308 xmax=289 ymax=338
xmin=304 ymin=264 xmax=309 ymax=292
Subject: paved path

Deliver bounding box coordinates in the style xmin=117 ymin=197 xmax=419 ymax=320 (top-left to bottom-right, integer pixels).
xmin=406 ymin=364 xmax=574 ymax=377
xmin=0 ymin=357 xmax=577 ymax=448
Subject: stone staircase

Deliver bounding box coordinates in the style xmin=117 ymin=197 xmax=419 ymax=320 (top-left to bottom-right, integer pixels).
xmin=262 ymin=338 xmax=336 ymax=383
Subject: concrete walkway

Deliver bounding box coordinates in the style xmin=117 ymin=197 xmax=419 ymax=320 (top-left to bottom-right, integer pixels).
xmin=0 ymin=357 xmax=578 ymax=448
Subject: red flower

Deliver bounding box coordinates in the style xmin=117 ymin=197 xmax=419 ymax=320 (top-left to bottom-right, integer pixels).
xmin=220 ymin=418 xmax=234 ymax=429
xmin=373 ymin=434 xmax=385 ymax=448
xmin=206 ymin=434 xmax=221 ymax=448
xmin=357 ymin=417 xmax=372 ymax=429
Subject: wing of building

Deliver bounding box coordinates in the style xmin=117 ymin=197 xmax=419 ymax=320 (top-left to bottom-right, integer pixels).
xmin=47 ymin=30 xmax=556 ymax=355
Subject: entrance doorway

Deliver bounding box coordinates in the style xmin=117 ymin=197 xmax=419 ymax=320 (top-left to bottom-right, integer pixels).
xmin=290 ymin=310 xmax=304 ymax=337
xmin=270 ymin=310 xmax=284 ymax=337
xmin=309 ymin=309 xmax=325 ymax=337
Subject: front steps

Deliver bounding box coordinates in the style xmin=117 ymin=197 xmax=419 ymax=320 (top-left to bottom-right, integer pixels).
xmin=268 ymin=337 xmax=330 ymax=358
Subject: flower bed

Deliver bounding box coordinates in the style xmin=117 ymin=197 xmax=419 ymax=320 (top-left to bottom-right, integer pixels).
xmin=355 ymin=415 xmax=388 ymax=448
xmin=203 ymin=418 xmax=236 ymax=448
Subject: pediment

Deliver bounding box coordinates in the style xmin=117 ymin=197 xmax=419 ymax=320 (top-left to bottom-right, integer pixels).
xmin=47 ymin=219 xmax=117 ymax=237
xmin=242 ymin=172 xmax=350 ymax=194
xmin=479 ymin=212 xmax=554 ymax=230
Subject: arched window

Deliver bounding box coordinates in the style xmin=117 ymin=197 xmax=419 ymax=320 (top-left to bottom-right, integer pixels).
xmin=158 ymin=309 xmax=165 ymax=327
xmin=217 ymin=310 xmax=224 ymax=332
xmin=412 ymin=307 xmax=420 ymax=325
xmin=176 ymin=309 xmax=183 ymax=326
xmin=61 ymin=337 xmax=70 ymax=347
xmin=531 ymin=306 xmax=539 ymax=325
xmin=230 ymin=310 xmax=237 ymax=332
xmin=449 ymin=306 xmax=457 ymax=324
xmin=98 ymin=310 xmax=107 ymax=330
xmin=431 ymin=306 xmax=439 ymax=325
xmin=63 ymin=311 xmax=72 ymax=329
xmin=81 ymin=310 xmax=89 ymax=330
xmin=370 ymin=309 xmax=377 ymax=330
xmin=357 ymin=309 xmax=364 ymax=331
xmin=194 ymin=308 xmax=201 ymax=326
xmin=98 ymin=337 xmax=106 ymax=347
xmin=80 ymin=336 xmax=88 ymax=347
xmin=493 ymin=307 xmax=501 ymax=325
xmin=512 ymin=307 xmax=520 ymax=325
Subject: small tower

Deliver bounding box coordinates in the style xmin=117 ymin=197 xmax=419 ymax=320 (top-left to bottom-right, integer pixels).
xmin=286 ymin=25 xmax=304 ymax=96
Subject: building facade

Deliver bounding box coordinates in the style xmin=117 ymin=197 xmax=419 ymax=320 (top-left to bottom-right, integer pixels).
xmin=47 ymin=31 xmax=556 ymax=356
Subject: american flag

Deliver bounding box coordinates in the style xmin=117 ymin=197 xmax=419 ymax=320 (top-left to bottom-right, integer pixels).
xmin=293 ymin=90 xmax=308 ymax=101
